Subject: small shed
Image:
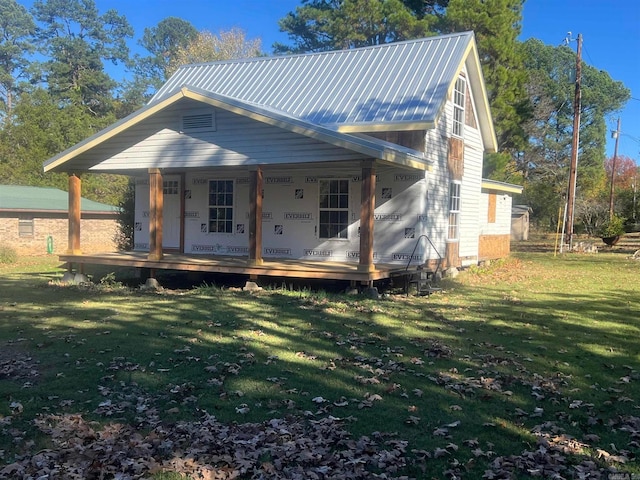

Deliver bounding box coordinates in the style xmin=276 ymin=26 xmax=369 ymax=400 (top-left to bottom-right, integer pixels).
xmin=479 ymin=180 xmax=524 ymax=260
xmin=0 ymin=185 xmax=120 ymax=255
xmin=511 ymin=205 xmax=531 ymax=241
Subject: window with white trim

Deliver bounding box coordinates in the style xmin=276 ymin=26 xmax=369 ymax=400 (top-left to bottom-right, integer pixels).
xmin=208 ymin=180 xmax=234 ymax=233
xmin=452 ymin=76 xmax=465 ymax=138
xmin=448 ymin=181 xmax=461 ymax=240
xmin=319 ymin=179 xmax=349 ymax=239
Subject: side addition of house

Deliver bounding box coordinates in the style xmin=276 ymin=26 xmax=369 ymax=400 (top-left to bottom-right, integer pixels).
xmin=43 ymin=31 xmax=521 ymax=285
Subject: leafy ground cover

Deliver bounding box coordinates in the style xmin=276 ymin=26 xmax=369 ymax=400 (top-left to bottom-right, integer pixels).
xmin=0 ymin=249 xmax=638 ymax=479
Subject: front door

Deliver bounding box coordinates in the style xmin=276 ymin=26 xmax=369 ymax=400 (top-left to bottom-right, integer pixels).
xmin=162 ymin=176 xmax=181 ymax=250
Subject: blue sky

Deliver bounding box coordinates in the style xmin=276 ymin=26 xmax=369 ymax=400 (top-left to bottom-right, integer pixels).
xmin=18 ymin=0 xmax=640 ymax=161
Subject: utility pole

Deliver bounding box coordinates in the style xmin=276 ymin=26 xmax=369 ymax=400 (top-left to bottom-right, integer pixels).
xmin=608 ymin=117 xmax=621 ymax=219
xmin=565 ymin=33 xmax=582 ymax=250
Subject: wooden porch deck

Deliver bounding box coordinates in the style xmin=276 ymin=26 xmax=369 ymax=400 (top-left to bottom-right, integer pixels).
xmin=59 ymin=251 xmax=419 ymax=284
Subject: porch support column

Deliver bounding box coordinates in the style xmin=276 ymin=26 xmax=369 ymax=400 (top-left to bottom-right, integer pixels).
xmin=358 ymin=160 xmax=376 ymax=272
xmin=67 ymin=174 xmax=81 ymax=254
xmin=148 ymin=168 xmax=164 ymax=261
xmin=248 ymin=165 xmax=263 ymax=265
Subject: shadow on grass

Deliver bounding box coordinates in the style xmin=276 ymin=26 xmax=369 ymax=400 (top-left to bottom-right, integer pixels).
xmin=0 ymin=254 xmax=638 ymax=478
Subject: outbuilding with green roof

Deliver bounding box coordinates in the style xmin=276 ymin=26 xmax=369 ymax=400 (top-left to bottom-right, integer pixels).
xmin=0 ymin=185 xmax=120 ymax=255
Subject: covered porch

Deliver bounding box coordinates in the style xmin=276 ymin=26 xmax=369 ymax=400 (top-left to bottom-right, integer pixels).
xmin=48 ymin=87 xmax=434 ymax=288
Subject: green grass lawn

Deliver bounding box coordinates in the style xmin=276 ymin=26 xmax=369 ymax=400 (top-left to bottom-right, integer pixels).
xmin=0 ymin=250 xmax=638 ymax=479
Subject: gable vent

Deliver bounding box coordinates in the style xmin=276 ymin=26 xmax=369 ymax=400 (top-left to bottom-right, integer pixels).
xmin=181 ymin=112 xmax=215 ymax=133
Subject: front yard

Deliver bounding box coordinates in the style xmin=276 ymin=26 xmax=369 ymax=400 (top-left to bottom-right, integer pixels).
xmin=0 ymin=249 xmax=638 ymax=479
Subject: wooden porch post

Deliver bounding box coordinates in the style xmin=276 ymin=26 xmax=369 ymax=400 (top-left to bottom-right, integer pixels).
xmin=358 ymin=160 xmax=376 ymax=272
xmin=67 ymin=174 xmax=81 ymax=254
xmin=248 ymin=166 xmax=263 ymax=265
xmin=148 ymin=168 xmax=164 ymax=261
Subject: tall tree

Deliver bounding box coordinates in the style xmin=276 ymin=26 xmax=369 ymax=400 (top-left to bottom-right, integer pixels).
xmin=122 ymin=17 xmax=198 ymax=112
xmin=134 ymin=17 xmax=198 ymax=91
xmin=444 ymin=0 xmax=528 ymax=155
xmin=32 ymin=0 xmax=133 ymax=117
xmin=0 ymin=0 xmax=35 ymax=122
xmin=275 ymin=0 xmax=441 ymax=53
xmin=166 ymin=28 xmax=262 ymax=77
xmin=0 ymin=86 xmax=127 ymax=204
xmin=605 ymin=155 xmax=638 ymax=191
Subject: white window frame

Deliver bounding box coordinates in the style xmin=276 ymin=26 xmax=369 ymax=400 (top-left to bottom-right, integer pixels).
xmin=452 ymin=76 xmax=465 ymax=138
xmin=318 ymin=178 xmax=349 ymax=239
xmin=448 ymin=181 xmax=461 ymax=241
xmin=208 ymin=179 xmax=234 ymax=234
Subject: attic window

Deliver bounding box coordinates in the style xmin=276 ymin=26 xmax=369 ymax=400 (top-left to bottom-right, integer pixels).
xmin=452 ymin=76 xmax=465 ymax=138
xmin=181 ymin=112 xmax=215 ymax=133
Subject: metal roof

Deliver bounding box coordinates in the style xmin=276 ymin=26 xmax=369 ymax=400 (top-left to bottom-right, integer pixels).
xmin=43 ymin=32 xmax=496 ymax=174
xmin=0 ymin=185 xmax=119 ymax=212
xmin=153 ymin=32 xmax=477 ymax=132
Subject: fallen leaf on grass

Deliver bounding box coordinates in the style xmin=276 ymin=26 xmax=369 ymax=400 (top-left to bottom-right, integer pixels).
xmin=405 ymin=416 xmax=420 ymax=425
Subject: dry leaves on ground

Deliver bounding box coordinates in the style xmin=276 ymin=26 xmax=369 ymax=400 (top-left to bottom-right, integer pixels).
xmin=1 ymin=413 xmax=412 ymax=480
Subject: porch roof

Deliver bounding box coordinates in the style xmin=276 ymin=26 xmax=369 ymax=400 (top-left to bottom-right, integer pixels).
xmin=44 ymin=87 xmax=429 ymax=174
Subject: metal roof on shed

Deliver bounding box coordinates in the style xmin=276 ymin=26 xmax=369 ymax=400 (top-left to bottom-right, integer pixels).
xmin=153 ymin=32 xmax=477 ymax=132
xmin=0 ymin=185 xmax=119 ymax=212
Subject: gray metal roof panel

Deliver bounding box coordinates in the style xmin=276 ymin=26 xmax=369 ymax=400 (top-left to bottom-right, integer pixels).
xmin=152 ymin=32 xmax=474 ymax=130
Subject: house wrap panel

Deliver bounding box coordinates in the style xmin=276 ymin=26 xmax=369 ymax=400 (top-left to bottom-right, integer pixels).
xmin=135 ymin=164 xmax=431 ymax=266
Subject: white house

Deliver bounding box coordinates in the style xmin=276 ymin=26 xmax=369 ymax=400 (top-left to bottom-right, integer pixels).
xmin=43 ymin=31 xmax=521 ymax=285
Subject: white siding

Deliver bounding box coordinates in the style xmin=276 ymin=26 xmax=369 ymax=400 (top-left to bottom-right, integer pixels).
xmin=459 ymin=125 xmax=483 ymax=266
xmin=424 ymin=65 xmax=485 ymax=267
xmin=89 ymin=100 xmax=368 ymax=172
xmin=424 ymin=110 xmax=451 ymax=262
xmin=479 ymin=192 xmax=513 ymax=236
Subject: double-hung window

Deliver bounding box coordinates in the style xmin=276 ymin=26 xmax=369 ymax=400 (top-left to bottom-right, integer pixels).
xmin=448 ymin=181 xmax=461 ymax=240
xmin=319 ymin=179 xmax=349 ymax=239
xmin=452 ymin=76 xmax=465 ymax=138
xmin=208 ymin=180 xmax=233 ymax=233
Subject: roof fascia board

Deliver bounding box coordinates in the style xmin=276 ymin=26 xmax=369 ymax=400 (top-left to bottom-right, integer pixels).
xmin=481 ymin=179 xmax=523 ymax=194
xmin=464 ymin=40 xmax=498 ymax=153
xmin=43 ymin=90 xmax=188 ymax=173
xmin=335 ymin=120 xmax=435 ymax=133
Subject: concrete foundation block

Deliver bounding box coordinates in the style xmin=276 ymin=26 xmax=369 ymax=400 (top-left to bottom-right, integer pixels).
xmin=143 ymin=278 xmax=161 ymax=290
xmin=243 ymin=281 xmax=263 ymax=292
